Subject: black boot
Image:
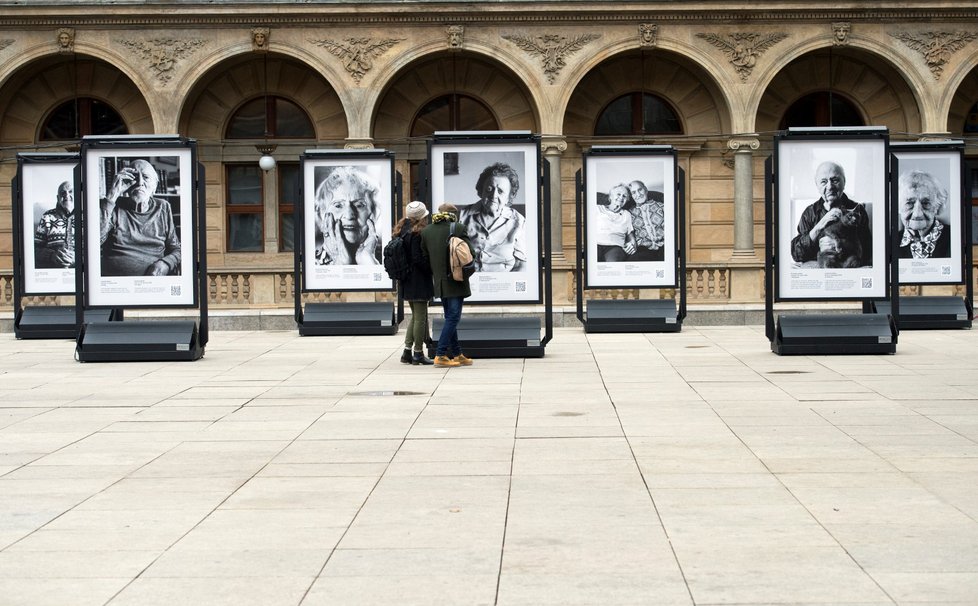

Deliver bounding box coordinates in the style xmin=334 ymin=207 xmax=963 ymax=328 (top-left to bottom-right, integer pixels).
xmin=412 ymin=351 xmax=434 ymax=365
xmin=400 ymin=348 xmax=412 ymax=364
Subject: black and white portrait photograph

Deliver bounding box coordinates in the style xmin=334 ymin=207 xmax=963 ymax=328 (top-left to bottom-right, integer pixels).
xmin=429 ymin=139 xmax=541 ymax=303
xmin=84 ymin=147 xmax=195 ymax=307
xmin=20 ymin=161 xmax=77 ymax=294
xmin=302 ymin=155 xmax=393 ymax=291
xmin=584 ymin=152 xmax=676 ymax=288
xmin=892 ymin=148 xmax=963 ymax=283
xmin=777 ymin=137 xmax=887 ymax=300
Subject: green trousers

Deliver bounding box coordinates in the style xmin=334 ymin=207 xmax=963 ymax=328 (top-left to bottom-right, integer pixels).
xmin=404 ymin=300 xmax=430 ymax=351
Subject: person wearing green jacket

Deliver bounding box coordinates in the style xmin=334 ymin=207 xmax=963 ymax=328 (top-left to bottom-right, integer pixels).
xmin=420 ymin=203 xmax=473 ymax=368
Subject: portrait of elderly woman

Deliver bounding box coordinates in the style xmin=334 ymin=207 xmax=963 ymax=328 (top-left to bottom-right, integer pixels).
xmin=314 ymin=166 xmax=382 ymax=266
xmin=897 ymin=169 xmax=952 ymax=259
xmin=596 ymin=183 xmax=636 ymax=262
xmin=459 ymin=162 xmax=526 ymax=272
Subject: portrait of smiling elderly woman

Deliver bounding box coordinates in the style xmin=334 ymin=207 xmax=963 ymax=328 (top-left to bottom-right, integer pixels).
xmin=314 ymin=166 xmax=381 ymax=266
xmin=897 ymin=169 xmax=951 ymax=259
xmin=99 ymin=159 xmax=181 ymax=277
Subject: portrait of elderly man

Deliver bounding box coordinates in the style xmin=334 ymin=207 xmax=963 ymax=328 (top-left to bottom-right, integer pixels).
xmin=790 ymin=161 xmax=872 ymax=267
xmin=897 ymin=169 xmax=952 ymax=259
xmin=314 ymin=166 xmax=381 ymax=266
xmin=459 ymin=162 xmax=526 ymax=272
xmin=100 ymin=159 xmax=181 ymax=277
xmin=34 ymin=180 xmax=75 ymax=269
xmin=627 ymin=180 xmax=665 ymax=261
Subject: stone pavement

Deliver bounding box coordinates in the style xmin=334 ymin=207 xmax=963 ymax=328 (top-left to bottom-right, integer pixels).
xmin=1 ymin=326 xmax=977 ymax=606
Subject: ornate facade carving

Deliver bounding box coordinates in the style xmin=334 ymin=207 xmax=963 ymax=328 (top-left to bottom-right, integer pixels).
xmin=57 ymin=28 xmax=75 ymax=53
xmin=890 ymin=30 xmax=978 ymax=79
xmin=252 ymin=27 xmax=269 ymax=52
xmin=447 ymin=25 xmax=464 ymax=49
xmin=832 ymin=22 xmax=851 ymax=46
xmin=0 ymin=39 xmax=13 ymax=52
xmin=312 ymin=37 xmax=403 ymax=84
xmin=502 ymin=32 xmax=600 ymax=84
xmin=639 ymin=23 xmax=657 ymax=47
xmin=696 ymin=32 xmax=788 ymax=82
xmin=118 ymin=38 xmax=206 ymax=85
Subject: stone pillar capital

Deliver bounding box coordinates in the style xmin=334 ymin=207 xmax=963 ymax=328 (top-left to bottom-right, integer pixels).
xmin=542 ymin=137 xmax=567 ymax=155
xmin=728 ymin=137 xmax=760 ymax=152
xmin=344 ymin=138 xmax=375 ymax=150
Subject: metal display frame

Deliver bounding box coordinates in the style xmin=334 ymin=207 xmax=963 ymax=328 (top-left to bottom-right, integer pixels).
xmin=74 ymin=135 xmax=208 ymax=362
xmin=574 ymin=145 xmax=687 ymax=333
xmin=12 ymin=153 xmax=122 ymax=338
xmin=294 ymin=149 xmax=400 ymax=336
xmin=426 ymin=131 xmax=553 ymax=358
xmin=872 ymin=141 xmax=972 ymax=329
xmin=765 ymin=127 xmax=899 ymax=355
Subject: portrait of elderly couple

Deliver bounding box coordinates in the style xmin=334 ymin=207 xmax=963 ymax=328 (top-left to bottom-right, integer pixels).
xmin=594 ymin=180 xmax=665 ymax=263
xmin=790 ymin=160 xmax=953 ymax=269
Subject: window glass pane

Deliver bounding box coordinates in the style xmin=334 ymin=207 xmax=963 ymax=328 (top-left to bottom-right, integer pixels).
xmin=278 ymin=164 xmax=299 ymax=208
xmin=781 ymin=92 xmax=864 ymax=128
xmin=594 ymin=96 xmax=634 ymax=136
xmin=457 ymin=97 xmax=497 ymax=131
xmin=91 ymin=100 xmax=128 ymax=136
xmin=965 ymin=102 xmax=978 ymax=133
xmin=227 ymin=165 xmax=262 ymax=205
xmin=275 ymin=98 xmax=315 ymax=137
xmin=411 ymin=97 xmax=451 ymax=137
xmin=228 ymin=213 xmax=263 ymax=252
xmin=280 ymin=213 xmax=294 ymax=252
xmin=595 ymin=93 xmax=682 ymax=136
xmin=642 ymin=95 xmax=682 ymax=133
xmin=410 ymin=94 xmax=498 ymax=137
xmin=41 ymin=98 xmax=127 ymax=140
xmin=227 ymin=98 xmax=266 ymax=138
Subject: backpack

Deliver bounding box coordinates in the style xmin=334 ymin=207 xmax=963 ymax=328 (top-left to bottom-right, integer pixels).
xmin=382 ymin=233 xmax=411 ymax=281
xmin=447 ymin=222 xmax=476 ymax=282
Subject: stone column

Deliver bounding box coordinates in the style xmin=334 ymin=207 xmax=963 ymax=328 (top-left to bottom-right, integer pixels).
xmin=542 ymin=137 xmax=567 ymax=262
xmin=728 ymin=137 xmax=760 ymax=259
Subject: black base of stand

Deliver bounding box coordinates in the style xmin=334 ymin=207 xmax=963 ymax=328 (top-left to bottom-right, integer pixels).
xmin=15 ymin=306 xmax=120 ymax=340
xmin=773 ymin=313 xmax=897 ymax=355
xmin=873 ymin=296 xmax=972 ymax=330
xmin=429 ymin=317 xmax=545 ymax=358
xmin=584 ymin=299 xmax=680 ymax=333
xmin=76 ymin=320 xmax=203 ymax=362
xmin=298 ymin=302 xmax=397 ymax=336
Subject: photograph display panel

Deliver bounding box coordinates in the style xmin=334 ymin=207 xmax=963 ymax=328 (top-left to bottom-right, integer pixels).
xmin=429 ymin=140 xmax=541 ymax=303
xmin=776 ymin=137 xmax=887 ymax=300
xmin=892 ymin=149 xmax=963 ymax=283
xmin=584 ymin=153 xmax=676 ymax=288
xmin=302 ymin=156 xmax=393 ymax=291
xmin=21 ymin=161 xmax=77 ymax=294
xmin=84 ymin=147 xmax=195 ymax=307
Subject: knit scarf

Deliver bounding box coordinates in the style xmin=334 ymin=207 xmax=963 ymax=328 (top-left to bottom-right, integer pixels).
xmin=432 ymin=211 xmax=457 ymax=224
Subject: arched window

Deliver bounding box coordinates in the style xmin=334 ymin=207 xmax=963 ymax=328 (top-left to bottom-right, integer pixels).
xmin=40 ymin=98 xmax=127 ymax=140
xmin=780 ymin=92 xmax=864 ymax=129
xmin=410 ymin=94 xmax=498 ymax=137
xmin=964 ymin=102 xmax=978 ymax=133
xmin=595 ymin=93 xmax=683 ymax=136
xmin=226 ymin=96 xmax=315 ymax=139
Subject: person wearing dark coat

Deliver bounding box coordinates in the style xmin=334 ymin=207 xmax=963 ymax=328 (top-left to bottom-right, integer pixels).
xmin=397 ymin=201 xmax=435 ymax=365
xmin=420 ymin=203 xmax=473 ymax=368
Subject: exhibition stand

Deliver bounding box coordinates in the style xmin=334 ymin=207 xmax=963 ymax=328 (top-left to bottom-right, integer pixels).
xmin=869 ymin=141 xmax=972 ymax=329
xmin=575 ymin=145 xmax=686 ymax=333
xmin=426 ymin=131 xmax=552 ymax=358
xmin=293 ymin=149 xmax=400 ymax=337
xmin=74 ymin=136 xmax=208 ymax=362
xmin=12 ymin=153 xmax=123 ymax=339
xmin=765 ymin=127 xmax=899 ymax=355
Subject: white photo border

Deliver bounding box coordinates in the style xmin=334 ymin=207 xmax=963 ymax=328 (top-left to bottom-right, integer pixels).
xmin=583 ymin=151 xmax=677 ymax=289
xmin=19 ymin=159 xmax=77 ymax=295
xmin=428 ymin=136 xmax=542 ymax=304
xmin=776 ymin=136 xmax=889 ymax=301
xmin=83 ymin=145 xmax=196 ymax=308
xmin=300 ymin=153 xmax=394 ymax=292
xmin=892 ymin=147 xmax=963 ymax=284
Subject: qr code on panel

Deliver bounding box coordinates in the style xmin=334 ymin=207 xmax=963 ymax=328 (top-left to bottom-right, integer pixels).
xmin=656 ymin=270 xmax=665 ymax=279
xmin=374 ymin=273 xmax=382 ymax=281
xmin=515 ymin=282 xmax=526 ymax=292
xmin=942 ymin=266 xmax=951 ymax=275
xmin=861 ymin=278 xmax=872 ymax=289
xmin=171 ymin=285 xmax=181 ymax=296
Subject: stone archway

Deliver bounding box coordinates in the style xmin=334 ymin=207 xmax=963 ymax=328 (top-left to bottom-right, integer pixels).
xmin=0 ymin=55 xmax=152 ymax=145
xmin=756 ymin=49 xmax=922 ymax=135
xmin=946 ymin=64 xmax=978 ymax=138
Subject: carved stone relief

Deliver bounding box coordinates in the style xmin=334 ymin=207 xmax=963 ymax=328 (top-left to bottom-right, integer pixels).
xmin=639 ymin=24 xmax=657 ymax=47
xmin=252 ymin=27 xmax=269 ymax=52
xmin=311 ymin=37 xmax=403 ymax=84
xmin=118 ymin=38 xmax=206 ymax=85
xmin=447 ymin=25 xmax=464 ymax=49
xmin=502 ymin=32 xmax=601 ymax=84
xmin=890 ymin=31 xmax=978 ymax=79
xmin=832 ymin=22 xmax=851 ymax=46
xmin=696 ymin=32 xmax=788 ymax=82
xmin=0 ymin=39 xmax=13 ymax=53
xmin=57 ymin=28 xmax=75 ymax=54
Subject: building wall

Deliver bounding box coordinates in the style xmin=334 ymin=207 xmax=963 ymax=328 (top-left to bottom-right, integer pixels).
xmin=0 ymin=2 xmax=976 ymax=308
